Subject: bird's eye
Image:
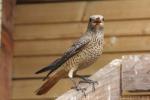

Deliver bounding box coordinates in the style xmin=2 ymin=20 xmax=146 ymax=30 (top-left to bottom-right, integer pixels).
xmin=102 ymin=18 xmax=104 ymax=21
xmin=89 ymin=18 xmax=92 ymax=22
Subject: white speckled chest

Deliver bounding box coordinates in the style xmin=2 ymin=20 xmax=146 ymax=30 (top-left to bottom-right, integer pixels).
xmin=67 ymin=32 xmax=104 ymax=71
xmin=78 ymin=33 xmax=104 ymax=69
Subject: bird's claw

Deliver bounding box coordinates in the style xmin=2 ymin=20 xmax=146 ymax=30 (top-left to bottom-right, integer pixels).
xmin=71 ymin=86 xmax=87 ymax=97
xmin=79 ymin=78 xmax=98 ymax=92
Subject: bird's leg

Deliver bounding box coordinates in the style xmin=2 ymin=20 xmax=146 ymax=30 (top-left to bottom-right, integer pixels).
xmin=75 ymin=74 xmax=98 ymax=91
xmin=68 ymin=69 xmax=87 ymax=96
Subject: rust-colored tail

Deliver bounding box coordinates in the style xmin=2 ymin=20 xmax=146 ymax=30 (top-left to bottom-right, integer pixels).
xmin=36 ymin=68 xmax=66 ymax=95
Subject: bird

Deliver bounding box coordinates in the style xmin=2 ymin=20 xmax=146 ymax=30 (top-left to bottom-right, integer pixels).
xmin=35 ymin=15 xmax=104 ymax=95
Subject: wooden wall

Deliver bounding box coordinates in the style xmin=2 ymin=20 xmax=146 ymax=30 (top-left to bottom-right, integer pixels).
xmin=13 ymin=0 xmax=150 ymax=99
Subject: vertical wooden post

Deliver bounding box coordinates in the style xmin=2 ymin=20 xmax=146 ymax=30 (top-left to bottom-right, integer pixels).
xmin=0 ymin=0 xmax=15 ymax=99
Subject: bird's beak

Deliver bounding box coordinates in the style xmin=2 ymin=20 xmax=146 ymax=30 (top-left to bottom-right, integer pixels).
xmin=94 ymin=18 xmax=101 ymax=24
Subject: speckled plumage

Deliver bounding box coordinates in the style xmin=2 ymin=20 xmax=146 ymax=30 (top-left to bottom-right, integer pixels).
xmin=35 ymin=15 xmax=104 ymax=95
xmin=64 ymin=30 xmax=104 ymax=71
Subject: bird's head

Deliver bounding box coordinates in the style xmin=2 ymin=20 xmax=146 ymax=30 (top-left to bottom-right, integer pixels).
xmin=87 ymin=15 xmax=104 ymax=32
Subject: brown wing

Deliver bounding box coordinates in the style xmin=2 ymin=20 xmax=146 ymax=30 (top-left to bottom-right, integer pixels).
xmin=35 ymin=37 xmax=90 ymax=76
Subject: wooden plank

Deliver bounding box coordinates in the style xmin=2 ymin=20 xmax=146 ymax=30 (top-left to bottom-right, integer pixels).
xmin=122 ymin=55 xmax=150 ymax=96
xmin=13 ymin=53 xmax=123 ymax=78
xmin=14 ymin=23 xmax=83 ymax=40
xmin=14 ymin=20 xmax=150 ymax=40
xmin=0 ymin=49 xmax=11 ymax=100
xmin=0 ymin=0 xmax=15 ymax=100
xmin=57 ymin=59 xmax=121 ymax=100
xmin=84 ymin=0 xmax=150 ymax=21
xmin=14 ymin=36 xmax=150 ymax=56
xmin=15 ymin=0 xmax=150 ymax=24
xmin=15 ymin=2 xmax=86 ymax=24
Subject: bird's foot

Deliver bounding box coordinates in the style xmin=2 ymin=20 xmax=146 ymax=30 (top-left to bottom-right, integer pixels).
xmin=79 ymin=77 xmax=98 ymax=91
xmin=71 ymin=85 xmax=87 ymax=97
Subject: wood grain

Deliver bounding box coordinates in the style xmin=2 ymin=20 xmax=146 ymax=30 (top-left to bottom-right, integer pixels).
xmin=122 ymin=55 xmax=150 ymax=95
xmin=14 ymin=20 xmax=150 ymax=40
xmin=15 ymin=0 xmax=150 ymax=24
xmin=15 ymin=2 xmax=86 ymax=24
xmin=84 ymin=0 xmax=150 ymax=21
xmin=0 ymin=0 xmax=15 ymax=100
xmin=14 ymin=23 xmax=83 ymax=40
xmin=14 ymin=36 xmax=150 ymax=56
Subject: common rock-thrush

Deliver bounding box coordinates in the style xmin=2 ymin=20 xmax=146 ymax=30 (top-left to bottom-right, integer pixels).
xmin=35 ymin=15 xmax=104 ymax=95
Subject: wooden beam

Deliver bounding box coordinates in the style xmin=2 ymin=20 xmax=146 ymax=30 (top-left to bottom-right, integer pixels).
xmin=122 ymin=55 xmax=150 ymax=96
xmin=0 ymin=0 xmax=15 ymax=99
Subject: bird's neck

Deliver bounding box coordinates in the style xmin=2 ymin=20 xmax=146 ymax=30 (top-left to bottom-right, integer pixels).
xmin=86 ymin=27 xmax=104 ymax=36
xmin=87 ymin=23 xmax=104 ymax=33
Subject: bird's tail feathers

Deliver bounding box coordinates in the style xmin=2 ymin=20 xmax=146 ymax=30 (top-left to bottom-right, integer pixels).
xmin=36 ymin=68 xmax=66 ymax=95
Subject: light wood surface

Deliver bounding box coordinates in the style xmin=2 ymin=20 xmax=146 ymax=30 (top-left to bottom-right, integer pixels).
xmin=122 ymin=55 xmax=150 ymax=95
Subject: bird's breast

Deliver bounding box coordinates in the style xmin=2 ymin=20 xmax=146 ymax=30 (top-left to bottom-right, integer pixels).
xmin=64 ymin=34 xmax=104 ymax=71
xmin=77 ymin=36 xmax=104 ymax=69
